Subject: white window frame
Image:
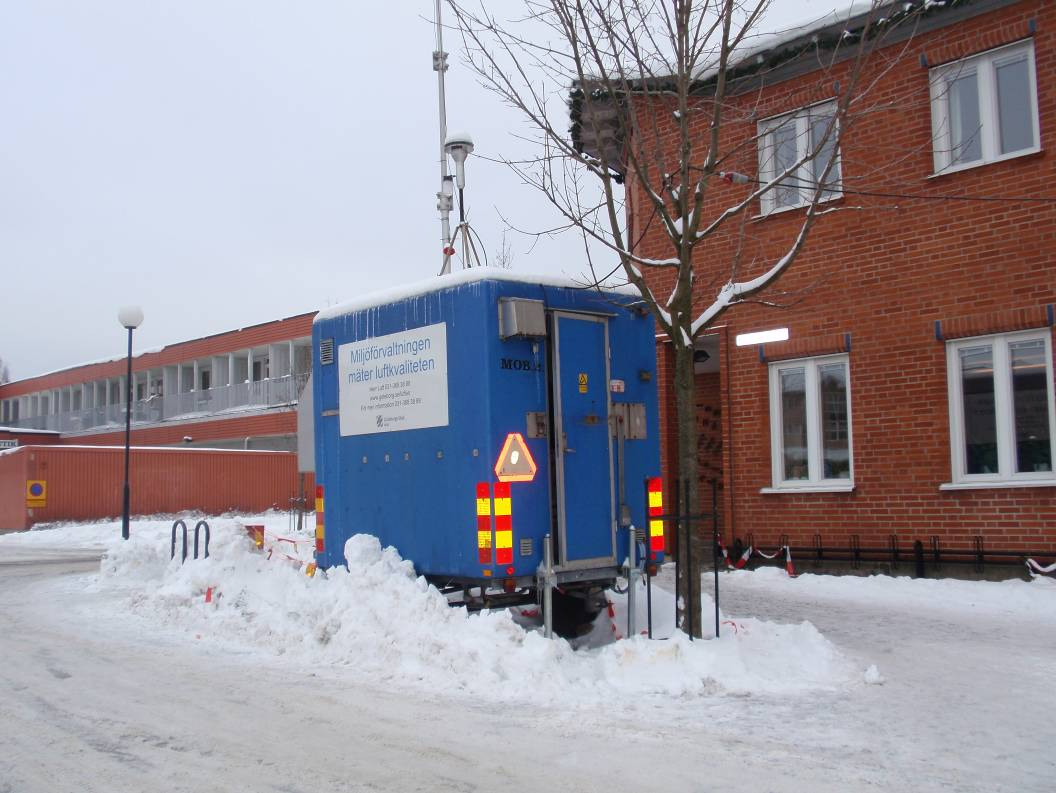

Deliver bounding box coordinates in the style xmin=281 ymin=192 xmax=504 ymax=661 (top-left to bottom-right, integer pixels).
xmin=929 ymin=39 xmax=1041 ymax=175
xmin=944 ymin=330 xmax=1056 ymax=489
xmin=765 ymin=353 xmax=854 ymax=492
xmin=757 ymin=99 xmax=842 ymax=215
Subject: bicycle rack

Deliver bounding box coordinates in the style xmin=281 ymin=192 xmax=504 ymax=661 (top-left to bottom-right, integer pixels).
xmin=171 ymin=519 xmax=210 ymax=563
xmin=193 ymin=520 xmax=210 ymax=560
xmin=171 ymin=520 xmax=188 ymax=562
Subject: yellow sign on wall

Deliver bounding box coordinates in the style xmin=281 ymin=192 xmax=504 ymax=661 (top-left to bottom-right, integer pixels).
xmin=26 ymin=480 xmax=46 ymax=508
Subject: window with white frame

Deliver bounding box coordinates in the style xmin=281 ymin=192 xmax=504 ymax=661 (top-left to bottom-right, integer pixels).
xmin=768 ymin=354 xmax=852 ymax=489
xmin=757 ymin=100 xmax=842 ymax=214
xmin=946 ymin=331 xmax=1055 ymax=485
xmin=929 ymin=40 xmax=1040 ymax=174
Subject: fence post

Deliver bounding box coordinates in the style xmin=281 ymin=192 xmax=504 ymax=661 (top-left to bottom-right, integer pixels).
xmin=644 ymin=478 xmax=653 ymax=640
xmin=712 ymin=478 xmax=720 ymax=640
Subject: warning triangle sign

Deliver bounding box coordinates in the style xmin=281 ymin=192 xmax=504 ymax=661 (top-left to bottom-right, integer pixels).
xmin=494 ymin=432 xmax=538 ymax=483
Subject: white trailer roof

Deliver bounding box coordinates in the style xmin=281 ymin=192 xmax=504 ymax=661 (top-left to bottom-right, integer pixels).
xmin=314 ymin=267 xmax=638 ymax=323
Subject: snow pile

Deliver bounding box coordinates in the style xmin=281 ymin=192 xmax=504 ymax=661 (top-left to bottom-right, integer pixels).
xmin=92 ymin=521 xmax=855 ymax=704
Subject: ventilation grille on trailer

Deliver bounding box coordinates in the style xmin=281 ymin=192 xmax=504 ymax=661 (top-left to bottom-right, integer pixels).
xmin=520 ymin=538 xmax=533 ymax=557
xmin=320 ymin=338 xmax=335 ymax=365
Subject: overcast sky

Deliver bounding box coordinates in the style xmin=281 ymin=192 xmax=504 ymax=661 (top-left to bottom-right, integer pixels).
xmin=1 ymin=0 xmax=836 ymax=381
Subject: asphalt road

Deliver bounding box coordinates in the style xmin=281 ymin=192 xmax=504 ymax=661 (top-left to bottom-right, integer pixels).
xmin=0 ymin=548 xmax=699 ymax=793
xmin=1 ymin=546 xmax=1052 ymax=792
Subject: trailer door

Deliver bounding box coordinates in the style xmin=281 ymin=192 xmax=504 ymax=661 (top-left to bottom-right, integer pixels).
xmin=551 ymin=312 xmax=615 ymax=567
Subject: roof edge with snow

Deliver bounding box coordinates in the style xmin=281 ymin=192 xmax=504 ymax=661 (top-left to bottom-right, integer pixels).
xmin=572 ymin=0 xmax=1018 ymax=169
xmin=313 ymin=267 xmax=640 ymax=323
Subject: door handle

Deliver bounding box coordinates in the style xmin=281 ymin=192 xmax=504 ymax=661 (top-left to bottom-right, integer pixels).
xmin=562 ymin=432 xmax=576 ymax=454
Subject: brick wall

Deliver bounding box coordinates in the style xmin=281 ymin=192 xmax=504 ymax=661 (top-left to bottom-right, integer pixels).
xmin=640 ymin=1 xmax=1056 ymax=557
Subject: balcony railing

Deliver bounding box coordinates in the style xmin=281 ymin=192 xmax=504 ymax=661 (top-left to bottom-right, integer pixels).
xmin=7 ymin=371 xmax=310 ymax=434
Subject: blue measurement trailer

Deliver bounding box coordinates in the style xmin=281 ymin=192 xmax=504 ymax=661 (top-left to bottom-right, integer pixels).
xmin=311 ymin=270 xmax=661 ymax=607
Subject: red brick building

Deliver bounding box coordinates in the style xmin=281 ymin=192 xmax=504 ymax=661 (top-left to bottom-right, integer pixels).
xmin=0 ymin=314 xmax=317 ymax=528
xmin=1 ymin=312 xmax=314 ymax=451
xmin=626 ymin=0 xmax=1055 ymax=565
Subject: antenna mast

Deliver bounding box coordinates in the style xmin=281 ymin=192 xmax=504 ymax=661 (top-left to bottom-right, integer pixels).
xmin=433 ymin=0 xmax=482 ymax=274
xmin=434 ymin=0 xmax=455 ymax=275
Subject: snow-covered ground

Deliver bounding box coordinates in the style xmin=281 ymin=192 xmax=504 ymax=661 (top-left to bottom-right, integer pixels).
xmin=1 ymin=515 xmax=1054 ymax=791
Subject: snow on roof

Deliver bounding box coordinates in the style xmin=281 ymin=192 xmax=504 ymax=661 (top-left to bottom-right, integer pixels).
xmin=4 ymin=347 xmax=169 ymax=384
xmin=4 ymin=311 xmax=316 ymax=388
xmin=314 ymin=267 xmax=638 ymax=323
xmin=727 ymin=2 xmax=882 ymax=67
xmin=0 ymin=426 xmax=61 ymax=435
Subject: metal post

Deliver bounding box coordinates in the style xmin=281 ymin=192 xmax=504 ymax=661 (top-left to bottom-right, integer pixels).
xmin=616 ymin=415 xmax=635 ymax=638
xmin=646 ymin=557 xmax=653 ymax=639
xmin=626 ymin=524 xmax=637 ymax=639
xmin=542 ymin=533 xmax=554 ymax=639
xmin=644 ymin=477 xmax=653 ymax=639
xmin=673 ymin=478 xmax=680 ymax=630
xmin=713 ymin=479 xmax=720 ymax=639
xmin=121 ymin=326 xmax=133 ymax=541
xmin=297 ymin=473 xmax=305 ymax=533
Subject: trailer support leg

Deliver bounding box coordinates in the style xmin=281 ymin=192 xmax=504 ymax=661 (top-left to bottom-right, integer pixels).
xmin=626 ymin=525 xmax=637 ymax=639
xmin=542 ymin=533 xmax=554 ymax=639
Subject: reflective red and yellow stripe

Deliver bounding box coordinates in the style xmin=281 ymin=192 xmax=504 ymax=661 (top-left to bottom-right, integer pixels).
xmin=494 ymin=481 xmax=513 ymax=566
xmin=476 ymin=482 xmax=492 ymax=565
xmin=315 ymin=484 xmax=325 ymax=555
xmin=647 ymin=477 xmax=664 ymax=555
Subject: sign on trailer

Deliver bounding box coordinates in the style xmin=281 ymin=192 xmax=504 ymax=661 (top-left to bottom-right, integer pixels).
xmin=338 ymin=322 xmax=449 ymax=436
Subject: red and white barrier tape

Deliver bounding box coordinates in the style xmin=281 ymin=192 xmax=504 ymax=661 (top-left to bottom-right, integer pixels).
xmin=717 ymin=538 xmax=752 ymax=569
xmin=1026 ymin=558 xmax=1056 ymax=576
xmin=606 ymin=598 xmax=622 ymax=640
xmin=263 ymin=530 xmax=312 ymax=546
xmin=721 ymin=619 xmax=749 ymax=635
xmin=717 ymin=538 xmax=796 ymax=577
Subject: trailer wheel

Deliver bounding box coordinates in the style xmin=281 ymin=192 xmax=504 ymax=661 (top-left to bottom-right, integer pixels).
xmin=550 ymin=588 xmax=603 ymax=638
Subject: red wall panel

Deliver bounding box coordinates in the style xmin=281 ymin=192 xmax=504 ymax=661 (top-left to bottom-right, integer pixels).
xmin=0 ymin=450 xmax=28 ymax=531
xmin=0 ymin=446 xmax=313 ymax=532
xmin=0 ymin=429 xmax=63 ymax=447
xmin=76 ymin=411 xmax=298 ymax=447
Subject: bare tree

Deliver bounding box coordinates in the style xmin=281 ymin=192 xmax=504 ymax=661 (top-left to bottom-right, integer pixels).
xmin=450 ymin=0 xmax=924 ymax=635
xmin=0 ymin=357 xmax=9 ymax=385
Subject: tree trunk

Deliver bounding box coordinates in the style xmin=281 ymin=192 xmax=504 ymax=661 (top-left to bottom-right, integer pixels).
xmin=673 ymin=339 xmax=702 ymax=638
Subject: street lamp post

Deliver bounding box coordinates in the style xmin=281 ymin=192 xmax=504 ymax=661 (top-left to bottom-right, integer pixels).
xmin=117 ymin=306 xmax=144 ymax=540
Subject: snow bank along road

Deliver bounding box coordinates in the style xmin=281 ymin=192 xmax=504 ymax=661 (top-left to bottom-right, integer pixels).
xmin=0 ymin=521 xmax=1054 ymax=792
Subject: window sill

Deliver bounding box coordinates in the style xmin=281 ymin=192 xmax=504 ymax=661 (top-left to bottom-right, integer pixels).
xmin=754 ymin=193 xmax=843 ymax=220
xmin=939 ymin=479 xmax=1056 ymax=491
xmin=929 ymin=146 xmax=1042 ymax=179
xmin=760 ymin=483 xmax=855 ymax=494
